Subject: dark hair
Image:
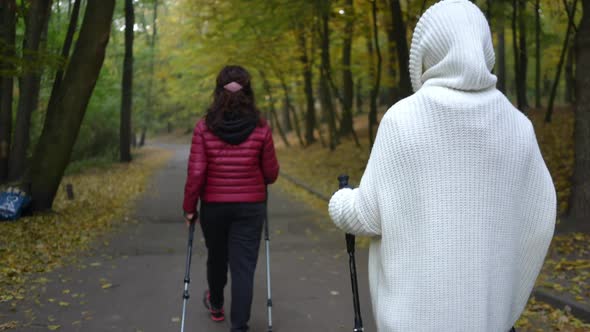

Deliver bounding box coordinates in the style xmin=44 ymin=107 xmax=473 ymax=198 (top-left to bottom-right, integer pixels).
xmin=205 ymin=65 xmax=261 ymax=131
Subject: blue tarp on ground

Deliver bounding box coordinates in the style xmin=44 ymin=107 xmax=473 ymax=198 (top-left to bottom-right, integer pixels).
xmin=0 ymin=190 xmax=31 ymax=221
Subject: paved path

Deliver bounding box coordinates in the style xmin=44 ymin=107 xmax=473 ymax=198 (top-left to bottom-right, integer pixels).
xmin=5 ymin=144 xmax=376 ymax=332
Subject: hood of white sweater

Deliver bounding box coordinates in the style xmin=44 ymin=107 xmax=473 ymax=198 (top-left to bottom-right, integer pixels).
xmin=409 ymin=0 xmax=497 ymax=92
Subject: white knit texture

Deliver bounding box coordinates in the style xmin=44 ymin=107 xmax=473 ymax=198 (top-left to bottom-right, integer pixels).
xmin=328 ymin=1 xmax=556 ymax=331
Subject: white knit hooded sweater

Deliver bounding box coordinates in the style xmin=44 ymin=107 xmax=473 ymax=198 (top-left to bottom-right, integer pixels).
xmin=328 ymin=1 xmax=556 ymax=331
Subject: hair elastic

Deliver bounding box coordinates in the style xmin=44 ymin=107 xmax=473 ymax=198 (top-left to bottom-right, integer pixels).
xmin=224 ymin=82 xmax=243 ymax=93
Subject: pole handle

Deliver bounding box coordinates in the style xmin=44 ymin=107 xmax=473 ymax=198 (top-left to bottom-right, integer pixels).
xmin=338 ymin=174 xmax=350 ymax=189
xmin=346 ymin=233 xmax=356 ymax=254
xmin=338 ymin=175 xmax=355 ymax=253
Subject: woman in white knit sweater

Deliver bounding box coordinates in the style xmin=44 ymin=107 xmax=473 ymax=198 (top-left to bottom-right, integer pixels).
xmin=328 ymin=0 xmax=556 ymax=331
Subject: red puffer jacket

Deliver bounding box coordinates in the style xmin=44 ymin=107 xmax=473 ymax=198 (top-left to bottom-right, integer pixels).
xmin=182 ymin=118 xmax=279 ymax=213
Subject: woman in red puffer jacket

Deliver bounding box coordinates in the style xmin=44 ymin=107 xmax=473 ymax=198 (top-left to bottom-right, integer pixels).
xmin=182 ymin=65 xmax=279 ymax=332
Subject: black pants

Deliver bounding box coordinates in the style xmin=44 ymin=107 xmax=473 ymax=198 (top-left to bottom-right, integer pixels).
xmin=200 ymin=202 xmax=265 ymax=332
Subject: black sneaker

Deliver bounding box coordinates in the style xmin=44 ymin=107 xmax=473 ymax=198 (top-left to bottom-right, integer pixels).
xmin=203 ymin=290 xmax=225 ymax=322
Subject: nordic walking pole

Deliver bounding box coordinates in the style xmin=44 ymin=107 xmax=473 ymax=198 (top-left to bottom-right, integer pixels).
xmin=180 ymin=216 xmax=197 ymax=332
xmin=338 ymin=175 xmax=364 ymax=332
xmin=264 ymin=186 xmax=273 ymax=332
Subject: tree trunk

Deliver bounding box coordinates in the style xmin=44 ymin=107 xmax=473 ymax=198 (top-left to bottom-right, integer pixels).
xmin=355 ymin=77 xmax=363 ymax=115
xmin=389 ymin=0 xmax=412 ymax=98
xmin=518 ymin=0 xmax=529 ymax=110
xmin=298 ymin=28 xmax=316 ymax=146
xmin=288 ymin=104 xmax=305 ymax=148
xmin=143 ymin=0 xmax=158 ymax=142
xmin=139 ymin=127 xmax=146 ymax=147
xmin=260 ymin=70 xmax=290 ymax=148
xmin=512 ymin=0 xmax=523 ymax=110
xmin=46 ymin=0 xmax=82 ymax=121
xmin=26 ymin=0 xmax=116 ymax=211
xmin=565 ymin=45 xmax=575 ymax=103
xmin=535 ymin=0 xmax=541 ymax=108
xmin=369 ymin=0 xmax=382 ymax=147
xmin=339 ymin=0 xmax=355 ymax=137
xmin=277 ymin=75 xmax=304 ymax=147
xmin=384 ymin=0 xmax=397 ymax=102
xmin=318 ymin=1 xmax=337 ymax=150
xmin=366 ymin=23 xmax=375 ymax=113
xmin=9 ymin=0 xmax=53 ymax=180
xmin=120 ymin=0 xmax=134 ymax=163
xmin=282 ymin=104 xmax=292 ymax=132
xmin=546 ymin=0 xmax=577 ymax=123
xmin=131 ymin=131 xmax=137 ymax=147
xmin=570 ymin=0 xmax=590 ymax=230
xmin=0 ymin=0 xmax=16 ymax=182
xmin=497 ymin=1 xmax=507 ymax=93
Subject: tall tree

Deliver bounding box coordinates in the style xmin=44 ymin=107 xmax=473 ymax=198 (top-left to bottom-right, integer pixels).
xmin=140 ymin=0 xmax=159 ymax=147
xmin=120 ymin=0 xmax=134 ymax=162
xmin=276 ymin=71 xmax=304 ymax=147
xmin=318 ymin=0 xmax=337 ymax=150
xmin=339 ymin=0 xmax=355 ymax=137
xmin=518 ymin=0 xmax=529 ymax=109
xmin=9 ymin=0 xmax=53 ymax=180
xmin=0 ymin=0 xmax=16 ymax=182
xmin=384 ymin=0 xmax=397 ymax=102
xmin=259 ymin=70 xmax=290 ymax=148
xmin=46 ymin=0 xmax=82 ymax=121
xmin=535 ymin=0 xmax=541 ymax=108
xmin=565 ymin=45 xmax=575 ymax=103
xmin=297 ymin=27 xmax=316 ymax=146
xmin=497 ymin=1 xmax=507 ymax=93
xmin=546 ymin=0 xmax=577 ymax=123
xmin=569 ymin=0 xmax=589 ymax=229
xmin=355 ymin=77 xmax=363 ymax=115
xmin=281 ymin=93 xmax=292 ymax=133
xmin=26 ymin=0 xmax=116 ymax=211
xmin=369 ymin=0 xmax=382 ymax=147
xmin=388 ymin=0 xmax=411 ymax=99
xmin=512 ymin=0 xmax=528 ymax=111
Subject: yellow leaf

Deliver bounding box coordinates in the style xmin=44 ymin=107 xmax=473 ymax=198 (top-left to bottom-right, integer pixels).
xmin=48 ymin=325 xmax=61 ymax=330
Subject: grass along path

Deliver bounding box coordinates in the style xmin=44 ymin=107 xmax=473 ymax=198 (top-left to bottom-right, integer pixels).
xmin=0 ymin=147 xmax=173 ymax=326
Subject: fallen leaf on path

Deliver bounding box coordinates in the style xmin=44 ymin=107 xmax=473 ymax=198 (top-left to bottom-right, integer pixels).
xmin=0 ymin=321 xmax=18 ymax=330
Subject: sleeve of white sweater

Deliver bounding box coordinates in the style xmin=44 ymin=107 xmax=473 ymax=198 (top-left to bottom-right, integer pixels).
xmin=328 ymin=117 xmax=394 ymax=237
